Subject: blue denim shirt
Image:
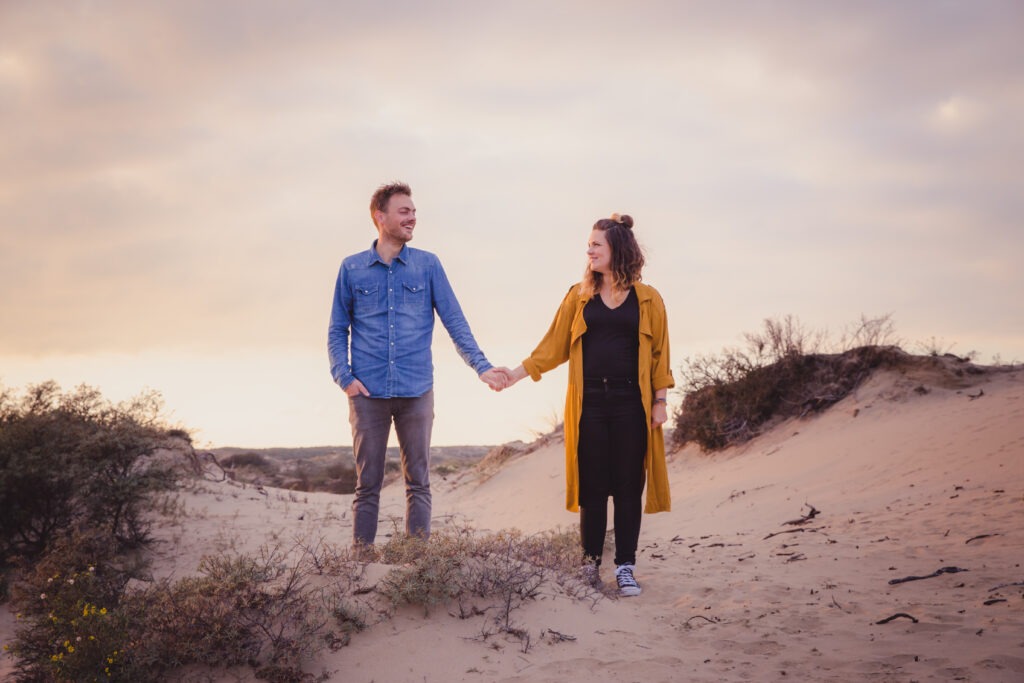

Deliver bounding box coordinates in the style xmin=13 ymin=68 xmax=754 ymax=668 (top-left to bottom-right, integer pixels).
xmin=328 ymin=242 xmax=493 ymax=398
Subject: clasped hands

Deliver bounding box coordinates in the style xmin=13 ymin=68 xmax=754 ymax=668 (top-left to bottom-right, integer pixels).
xmin=479 ymin=365 xmax=527 ymax=392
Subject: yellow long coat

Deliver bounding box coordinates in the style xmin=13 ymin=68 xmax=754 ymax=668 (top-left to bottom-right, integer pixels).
xmin=522 ymin=281 xmax=675 ymax=513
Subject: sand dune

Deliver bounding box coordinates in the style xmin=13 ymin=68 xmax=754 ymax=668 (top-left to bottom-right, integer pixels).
xmin=2 ymin=364 xmax=1021 ymax=682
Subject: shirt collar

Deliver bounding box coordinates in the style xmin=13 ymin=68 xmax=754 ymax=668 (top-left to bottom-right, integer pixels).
xmin=366 ymin=240 xmax=409 ymax=266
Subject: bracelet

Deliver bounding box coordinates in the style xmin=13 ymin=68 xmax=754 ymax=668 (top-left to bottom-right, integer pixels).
xmin=653 ymin=397 xmax=667 ymax=404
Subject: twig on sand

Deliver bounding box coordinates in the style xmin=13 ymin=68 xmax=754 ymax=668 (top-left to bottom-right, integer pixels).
xmin=764 ymin=526 xmax=824 ymax=540
xmin=685 ymin=615 xmax=719 ymax=626
xmin=965 ymin=533 xmax=1000 ymax=544
xmin=876 ymin=613 xmax=919 ymax=624
xmin=888 ymin=566 xmax=969 ymax=585
xmin=543 ymin=629 xmax=577 ymax=643
xmin=783 ymin=504 xmax=821 ymax=526
xmin=988 ymin=581 xmax=1024 ymax=592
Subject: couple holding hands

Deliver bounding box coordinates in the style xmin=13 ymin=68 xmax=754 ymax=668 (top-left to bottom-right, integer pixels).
xmin=328 ymin=182 xmax=673 ymax=596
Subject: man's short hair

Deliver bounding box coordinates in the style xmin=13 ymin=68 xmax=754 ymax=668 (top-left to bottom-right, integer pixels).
xmin=370 ymin=182 xmax=412 ymax=224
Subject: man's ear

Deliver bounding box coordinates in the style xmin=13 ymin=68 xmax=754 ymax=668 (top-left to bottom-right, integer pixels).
xmin=372 ymin=210 xmax=383 ymax=228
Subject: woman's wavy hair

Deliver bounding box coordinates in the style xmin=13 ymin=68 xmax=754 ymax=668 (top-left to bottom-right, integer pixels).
xmin=581 ymin=213 xmax=645 ymax=297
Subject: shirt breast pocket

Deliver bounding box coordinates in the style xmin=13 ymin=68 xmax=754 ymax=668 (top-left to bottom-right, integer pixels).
xmin=402 ymin=281 xmax=427 ymax=311
xmin=353 ymin=284 xmax=379 ymax=313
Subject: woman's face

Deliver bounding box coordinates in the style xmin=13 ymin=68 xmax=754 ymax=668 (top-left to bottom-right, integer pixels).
xmin=587 ymin=228 xmax=612 ymax=275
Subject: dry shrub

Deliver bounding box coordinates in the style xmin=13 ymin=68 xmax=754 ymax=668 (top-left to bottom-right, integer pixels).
xmin=127 ymin=545 xmax=331 ymax=676
xmin=374 ymin=526 xmax=599 ymax=651
xmin=673 ymin=315 xmax=904 ymax=451
xmin=7 ymin=524 xmax=601 ymax=680
xmin=221 ymin=451 xmax=279 ymax=474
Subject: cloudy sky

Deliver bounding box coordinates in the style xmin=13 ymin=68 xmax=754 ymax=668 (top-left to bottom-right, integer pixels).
xmin=2 ymin=1 xmax=1022 ymax=448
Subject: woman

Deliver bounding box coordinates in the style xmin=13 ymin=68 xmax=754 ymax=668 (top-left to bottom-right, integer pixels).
xmin=505 ymin=213 xmax=674 ymax=596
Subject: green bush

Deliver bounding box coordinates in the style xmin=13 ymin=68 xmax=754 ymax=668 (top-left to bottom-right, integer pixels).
xmin=6 ymin=531 xmax=139 ymax=682
xmin=8 ymin=539 xmax=333 ymax=682
xmin=0 ymin=382 xmax=178 ymax=567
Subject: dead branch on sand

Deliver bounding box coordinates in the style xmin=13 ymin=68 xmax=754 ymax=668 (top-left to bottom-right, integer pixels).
xmin=988 ymin=581 xmax=1024 ymax=592
xmin=763 ymin=526 xmax=825 ymax=540
xmin=685 ymin=615 xmax=720 ymax=626
xmin=888 ymin=566 xmax=968 ymax=585
xmin=542 ymin=629 xmax=577 ymax=643
xmin=876 ymin=613 xmax=919 ymax=624
xmin=783 ymin=503 xmax=820 ymax=526
xmin=965 ymin=533 xmax=1000 ymax=544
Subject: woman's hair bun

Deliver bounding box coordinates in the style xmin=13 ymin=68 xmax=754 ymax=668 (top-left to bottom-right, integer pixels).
xmin=610 ymin=213 xmax=634 ymax=229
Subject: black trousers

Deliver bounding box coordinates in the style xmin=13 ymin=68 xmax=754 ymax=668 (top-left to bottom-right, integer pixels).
xmin=577 ymin=382 xmax=648 ymax=567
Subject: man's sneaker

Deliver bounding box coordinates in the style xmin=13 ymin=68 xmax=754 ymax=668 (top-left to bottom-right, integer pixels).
xmin=615 ymin=563 xmax=642 ymax=596
xmin=580 ymin=563 xmax=601 ymax=588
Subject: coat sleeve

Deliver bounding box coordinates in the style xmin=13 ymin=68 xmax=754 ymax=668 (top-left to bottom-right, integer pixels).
xmin=650 ymin=288 xmax=675 ymax=391
xmin=522 ymin=285 xmax=579 ymax=381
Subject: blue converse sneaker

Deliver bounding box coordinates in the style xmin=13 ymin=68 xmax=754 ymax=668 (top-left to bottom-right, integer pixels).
xmin=615 ymin=563 xmax=641 ymax=596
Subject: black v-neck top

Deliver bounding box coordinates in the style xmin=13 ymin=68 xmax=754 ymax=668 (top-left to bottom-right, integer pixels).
xmin=582 ymin=287 xmax=639 ymax=379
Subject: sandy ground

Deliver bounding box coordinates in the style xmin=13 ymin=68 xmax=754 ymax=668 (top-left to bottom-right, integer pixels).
xmin=2 ymin=363 xmax=1022 ymax=682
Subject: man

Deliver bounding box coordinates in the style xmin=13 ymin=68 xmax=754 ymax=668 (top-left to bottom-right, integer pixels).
xmin=328 ymin=181 xmax=506 ymax=548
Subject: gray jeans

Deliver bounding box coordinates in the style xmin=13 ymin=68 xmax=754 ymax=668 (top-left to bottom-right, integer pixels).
xmin=348 ymin=390 xmax=434 ymax=545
